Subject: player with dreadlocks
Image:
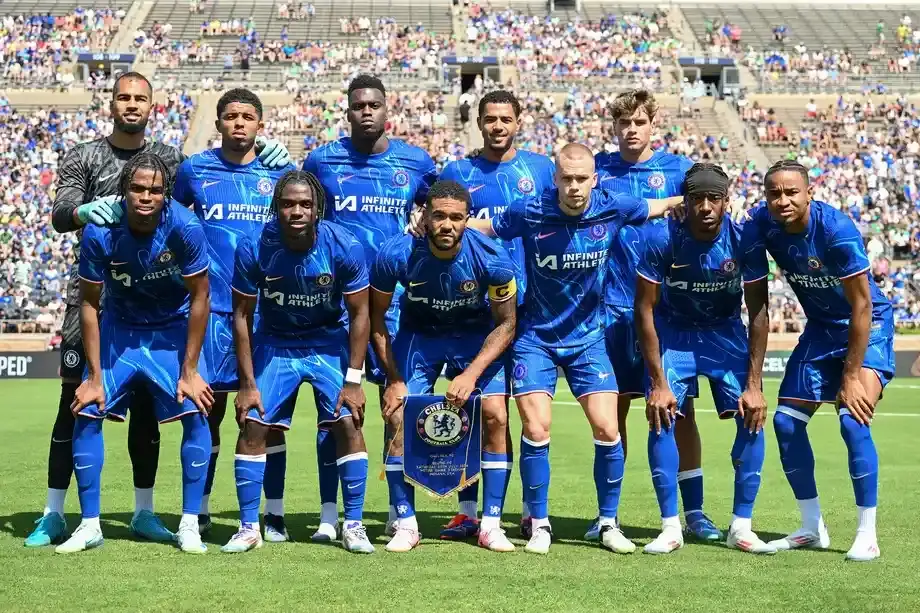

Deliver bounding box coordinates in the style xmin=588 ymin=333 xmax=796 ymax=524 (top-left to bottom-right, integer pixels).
xmin=225 ymin=170 xmax=374 ymax=554
xmin=57 ymin=152 xmax=214 ymax=554
xmin=634 ymin=162 xmax=775 ymax=555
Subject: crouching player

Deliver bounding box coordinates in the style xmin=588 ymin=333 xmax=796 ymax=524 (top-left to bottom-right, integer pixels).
xmin=742 ymin=160 xmax=894 ymax=562
xmin=634 ymin=163 xmax=775 ymax=555
xmin=370 ymin=180 xmax=518 ymax=553
xmin=61 ymin=153 xmax=214 ymax=554
xmin=224 ymin=170 xmax=374 ymax=554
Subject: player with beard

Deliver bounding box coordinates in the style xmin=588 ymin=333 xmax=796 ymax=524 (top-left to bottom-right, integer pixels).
xmin=28 ymin=72 xmax=291 ymax=548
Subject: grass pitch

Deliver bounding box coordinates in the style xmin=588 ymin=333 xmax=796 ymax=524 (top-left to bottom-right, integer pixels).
xmin=1 ymin=378 xmax=918 ymax=613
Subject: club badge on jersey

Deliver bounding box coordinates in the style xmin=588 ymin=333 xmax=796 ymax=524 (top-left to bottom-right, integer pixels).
xmin=401 ymin=393 xmax=482 ymax=498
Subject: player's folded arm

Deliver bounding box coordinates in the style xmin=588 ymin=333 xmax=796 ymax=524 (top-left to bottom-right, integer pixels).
xmin=50 ymin=146 xmax=88 ymax=233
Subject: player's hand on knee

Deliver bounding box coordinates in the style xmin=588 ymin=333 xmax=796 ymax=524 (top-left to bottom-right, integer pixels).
xmin=234 ymin=386 xmax=264 ymax=427
xmin=404 ymin=206 xmax=425 ymax=237
xmin=837 ymin=377 xmax=874 ymax=425
xmin=445 ymin=372 xmax=476 ymax=408
xmin=336 ymin=382 xmax=367 ymax=429
xmin=646 ymin=385 xmax=677 ymax=435
xmin=738 ymin=387 xmax=767 ymax=434
xmin=177 ymin=370 xmax=214 ymax=416
xmin=71 ymin=378 xmax=105 ymax=415
xmin=382 ymin=381 xmax=407 ymax=420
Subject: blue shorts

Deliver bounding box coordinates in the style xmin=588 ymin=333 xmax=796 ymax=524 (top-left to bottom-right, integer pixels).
xmin=653 ymin=319 xmax=748 ymax=418
xmin=247 ymin=342 xmax=350 ymax=429
xmin=779 ymin=318 xmax=895 ymax=404
xmin=200 ymin=312 xmax=238 ymax=392
xmin=393 ymin=330 xmax=508 ymax=397
xmin=78 ymin=321 xmax=200 ymax=424
xmin=511 ymin=334 xmax=618 ymax=398
xmin=606 ymin=305 xmax=645 ymax=398
xmin=366 ymin=293 xmax=400 ymax=386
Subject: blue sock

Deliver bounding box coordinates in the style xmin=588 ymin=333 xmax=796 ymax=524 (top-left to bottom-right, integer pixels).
xmin=773 ymin=405 xmax=819 ymax=500
xmin=384 ymin=456 xmax=415 ymax=519
xmin=235 ymin=452 xmax=266 ymax=526
xmin=839 ymin=410 xmax=878 ymax=508
xmin=180 ymin=413 xmax=212 ymax=516
xmin=203 ymin=444 xmax=219 ymax=499
xmin=730 ymin=414 xmax=765 ymax=518
xmin=482 ymin=451 xmax=512 ymax=519
xmin=316 ymin=428 xmax=339 ymax=505
xmin=648 ymin=426 xmax=679 ymax=519
xmin=595 ymin=438 xmax=625 ymax=519
xmin=263 ymin=443 xmax=287 ymax=514
xmin=678 ymin=469 xmax=704 ymax=518
xmin=72 ymin=416 xmax=104 ymax=519
xmin=458 ymin=478 xmax=479 ymax=517
xmin=338 ymin=452 xmax=368 ymax=523
xmin=520 ymin=437 xmax=550 ymax=520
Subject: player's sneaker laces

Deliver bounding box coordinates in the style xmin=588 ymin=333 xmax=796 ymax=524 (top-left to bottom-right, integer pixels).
xmin=600 ymin=523 xmax=636 ymax=554
xmin=643 ymin=528 xmax=683 ymax=555
xmin=342 ymin=523 xmax=375 ymax=554
xmin=55 ymin=521 xmax=103 ymax=554
xmin=478 ymin=527 xmax=515 ymax=552
xmin=685 ymin=513 xmax=723 ymax=542
xmin=176 ymin=522 xmax=207 ymax=554
xmin=726 ymin=528 xmax=776 ymax=555
xmin=130 ymin=510 xmax=175 ymax=542
xmin=519 ymin=517 xmax=532 ymax=540
xmin=221 ymin=526 xmax=263 ymax=553
xmin=768 ymin=521 xmax=831 ymax=551
xmin=439 ymin=514 xmax=479 ymax=540
xmin=385 ymin=527 xmax=421 ymax=553
xmin=845 ymin=534 xmax=880 ymax=562
xmin=524 ymin=525 xmax=552 ymax=555
xmin=198 ymin=514 xmax=212 ymax=536
xmin=264 ymin=514 xmax=289 ymax=542
xmin=24 ymin=512 xmax=67 ymax=547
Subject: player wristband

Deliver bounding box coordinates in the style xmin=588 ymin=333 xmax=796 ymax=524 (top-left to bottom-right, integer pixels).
xmin=345 ymin=368 xmax=363 ymax=385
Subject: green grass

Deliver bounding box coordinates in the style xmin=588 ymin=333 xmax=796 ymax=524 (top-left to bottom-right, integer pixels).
xmin=1 ymin=378 xmax=919 ymax=613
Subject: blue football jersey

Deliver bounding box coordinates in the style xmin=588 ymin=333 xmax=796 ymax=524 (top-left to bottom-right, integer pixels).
xmin=636 ymin=215 xmax=744 ymax=329
xmin=79 ymin=201 xmax=209 ymax=328
xmin=232 ymin=220 xmax=368 ymax=347
xmin=740 ymin=201 xmax=893 ymax=329
xmin=492 ymin=188 xmax=649 ymax=348
xmin=172 ymin=149 xmax=294 ymax=314
xmin=439 ymin=150 xmax=556 ymax=298
xmin=371 ymin=230 xmax=517 ymax=337
xmin=596 ymin=150 xmax=692 ymax=308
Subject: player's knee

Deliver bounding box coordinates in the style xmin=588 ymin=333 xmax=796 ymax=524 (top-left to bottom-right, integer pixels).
xmin=482 ymin=400 xmax=508 ymax=432
xmin=266 ymin=427 xmax=286 ymax=447
xmin=591 ymin=421 xmax=620 ymax=444
xmin=332 ymin=418 xmax=364 ymax=450
xmin=239 ymin=421 xmax=269 ymax=454
xmin=839 ymin=411 xmax=872 ymax=445
xmin=772 ymin=410 xmax=800 ymax=440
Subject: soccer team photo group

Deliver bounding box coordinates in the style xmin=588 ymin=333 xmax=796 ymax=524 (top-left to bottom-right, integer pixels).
xmin=16 ymin=68 xmax=891 ymax=568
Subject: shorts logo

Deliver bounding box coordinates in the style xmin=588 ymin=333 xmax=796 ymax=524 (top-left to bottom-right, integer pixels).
xmin=720 ymin=258 xmax=737 ymax=274
xmin=517 ymin=177 xmax=535 ymax=194
xmin=157 ymin=251 xmax=174 ymax=265
xmin=316 ymin=273 xmax=333 ymax=287
xmin=460 ymin=279 xmax=478 ymax=294
xmin=648 ymin=173 xmax=666 ymax=189
xmin=807 ymin=256 xmax=823 ymax=270
xmin=416 ymin=402 xmax=469 ymax=446
xmin=63 ymin=350 xmax=80 ymax=369
xmin=393 ymin=170 xmax=410 ymax=187
xmin=512 ymin=362 xmax=527 ymax=380
xmin=257 ymin=178 xmax=274 ymax=195
xmin=589 ymin=224 xmax=607 ymax=240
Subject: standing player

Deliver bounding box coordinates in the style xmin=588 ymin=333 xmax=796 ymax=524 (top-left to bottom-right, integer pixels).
xmin=593 ymin=89 xmax=719 ymax=542
xmin=469 ymin=143 xmax=683 ymax=554
xmin=172 ymin=88 xmax=294 ymax=540
xmin=303 ymin=74 xmax=437 ymax=540
xmin=371 ymin=180 xmax=518 ymax=553
xmin=33 ymin=71 xmax=291 ymax=547
xmin=634 ymin=163 xmax=774 ymax=555
xmin=224 ymin=171 xmax=374 ymax=554
xmin=741 ymin=160 xmax=894 ymax=562
xmin=437 ymin=90 xmax=555 ymax=540
xmin=58 ymin=153 xmax=213 ymax=554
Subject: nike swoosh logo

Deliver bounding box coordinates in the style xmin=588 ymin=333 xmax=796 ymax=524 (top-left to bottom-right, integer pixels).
xmin=606 ymin=477 xmax=623 ymax=484
xmin=409 ymin=281 xmax=426 ymax=287
xmin=191 ymin=460 xmax=208 ymax=468
xmin=51 ymin=437 xmax=72 ymax=443
xmin=266 ymin=275 xmax=284 ymax=282
xmin=600 ymin=175 xmax=615 ymax=182
xmin=111 ymin=261 xmax=127 ymax=266
xmin=537 ymin=232 xmax=555 ymax=240
xmin=75 ymin=464 xmax=92 ymax=470
xmin=528 ymin=485 xmax=541 ymax=490
xmin=347 ymin=483 xmax=361 ymax=489
xmin=469 ymin=184 xmax=486 ymax=193
xmin=671 ymin=264 xmax=691 ymax=269
xmin=99 ymin=172 xmax=119 ymax=183
xmin=337 ymin=174 xmax=355 ymax=183
xmin=323 ymin=461 xmax=337 ymax=467
xmin=202 ymin=180 xmax=220 ymax=188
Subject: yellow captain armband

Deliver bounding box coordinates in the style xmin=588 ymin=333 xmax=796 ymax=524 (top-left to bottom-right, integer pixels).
xmin=488 ymin=278 xmax=517 ymax=302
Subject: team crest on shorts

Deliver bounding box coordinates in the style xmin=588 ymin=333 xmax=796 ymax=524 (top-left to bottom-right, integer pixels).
xmin=157 ymin=250 xmax=174 ymax=265
xmin=393 ymin=169 xmax=410 ymax=187
xmin=648 ymin=173 xmax=666 ymax=189
xmin=316 ymin=273 xmax=333 ymax=287
xmin=460 ymin=279 xmax=478 ymax=294
xmin=257 ymin=178 xmax=274 ymax=195
xmin=416 ymin=402 xmax=469 ymax=447
xmin=807 ymin=256 xmax=823 ymax=270
xmin=63 ymin=350 xmax=80 ymax=369
xmin=720 ymin=258 xmax=737 ymax=274
xmin=517 ymin=177 xmax=535 ymax=194
xmin=512 ymin=362 xmax=528 ymax=380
